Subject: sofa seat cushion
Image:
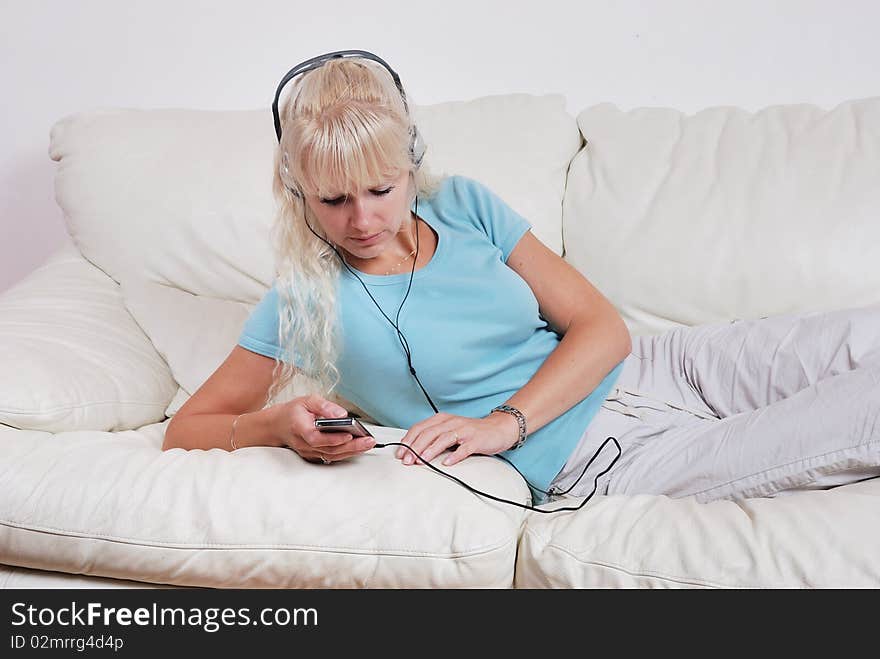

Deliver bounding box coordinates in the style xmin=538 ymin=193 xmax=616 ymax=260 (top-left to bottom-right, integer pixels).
xmin=516 ymin=480 xmax=880 ymax=588
xmin=0 ymin=243 xmax=178 ymax=432
xmin=0 ymin=422 xmax=529 ymax=588
xmin=564 ymin=96 xmax=880 ymax=336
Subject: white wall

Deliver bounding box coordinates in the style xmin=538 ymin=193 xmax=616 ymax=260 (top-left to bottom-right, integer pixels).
xmin=2 ymin=0 xmax=878 ymax=293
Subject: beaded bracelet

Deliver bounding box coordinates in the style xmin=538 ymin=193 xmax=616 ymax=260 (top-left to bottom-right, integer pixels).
xmin=490 ymin=404 xmax=527 ymax=450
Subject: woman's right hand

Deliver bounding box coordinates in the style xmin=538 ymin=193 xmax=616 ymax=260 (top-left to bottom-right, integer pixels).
xmin=272 ymin=394 xmax=376 ymax=464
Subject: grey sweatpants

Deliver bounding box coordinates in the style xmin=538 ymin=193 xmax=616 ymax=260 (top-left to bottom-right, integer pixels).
xmin=548 ymin=304 xmax=880 ymax=503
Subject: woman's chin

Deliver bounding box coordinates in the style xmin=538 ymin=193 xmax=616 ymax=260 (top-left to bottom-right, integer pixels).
xmin=341 ymin=242 xmax=388 ymax=267
xmin=346 ymin=246 xmax=381 ymax=260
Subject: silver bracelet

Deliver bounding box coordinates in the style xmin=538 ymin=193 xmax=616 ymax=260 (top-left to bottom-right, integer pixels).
xmin=230 ymin=413 xmax=246 ymax=451
xmin=490 ymin=404 xmax=527 ymax=450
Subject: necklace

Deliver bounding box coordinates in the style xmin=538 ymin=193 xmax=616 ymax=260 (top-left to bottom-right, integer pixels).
xmin=383 ymin=220 xmax=419 ymax=276
xmin=384 ymin=246 xmax=417 ymax=276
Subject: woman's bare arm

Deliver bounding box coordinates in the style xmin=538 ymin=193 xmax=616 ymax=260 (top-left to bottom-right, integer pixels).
xmin=163 ymin=344 xmax=377 ymax=467
xmin=161 ymin=346 xmax=284 ymax=451
xmin=498 ymin=231 xmax=631 ymax=433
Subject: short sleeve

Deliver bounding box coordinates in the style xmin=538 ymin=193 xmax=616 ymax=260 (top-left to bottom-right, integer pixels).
xmin=238 ymin=284 xmax=286 ymax=361
xmin=453 ymin=176 xmax=532 ymax=261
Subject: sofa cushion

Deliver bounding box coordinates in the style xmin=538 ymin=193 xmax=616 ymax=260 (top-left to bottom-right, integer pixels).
xmin=0 ymin=422 xmax=529 ymax=588
xmin=49 ymin=94 xmax=578 ymax=302
xmin=0 ymin=243 xmax=177 ymax=432
xmin=564 ymin=96 xmax=880 ymax=336
xmin=120 ymin=279 xmax=254 ymax=417
xmin=120 ymin=279 xmax=379 ymax=421
xmin=517 ymin=479 xmax=880 ymax=588
xmin=412 ymin=94 xmax=576 ymax=255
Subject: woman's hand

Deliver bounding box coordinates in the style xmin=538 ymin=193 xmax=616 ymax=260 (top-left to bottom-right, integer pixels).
xmin=394 ymin=411 xmax=520 ymax=467
xmin=273 ymin=394 xmax=375 ymax=464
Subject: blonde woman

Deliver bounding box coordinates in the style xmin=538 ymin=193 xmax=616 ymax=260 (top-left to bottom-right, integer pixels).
xmin=163 ymin=51 xmax=880 ymax=506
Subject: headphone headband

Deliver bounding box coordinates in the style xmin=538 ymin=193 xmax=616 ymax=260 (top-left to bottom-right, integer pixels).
xmin=272 ymin=49 xmax=409 ymax=143
xmin=272 ymin=49 xmax=426 ymax=190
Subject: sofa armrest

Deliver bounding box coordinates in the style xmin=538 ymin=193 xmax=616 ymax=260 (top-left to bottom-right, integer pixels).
xmin=0 ymin=244 xmax=178 ymax=432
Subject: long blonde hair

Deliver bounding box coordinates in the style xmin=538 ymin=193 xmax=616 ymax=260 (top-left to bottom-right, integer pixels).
xmin=266 ymin=57 xmax=443 ymax=407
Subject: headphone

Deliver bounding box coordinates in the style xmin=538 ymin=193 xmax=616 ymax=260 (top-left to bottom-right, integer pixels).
xmin=272 ymin=48 xmax=426 ymax=200
xmin=269 ymin=51 xmax=618 ymax=513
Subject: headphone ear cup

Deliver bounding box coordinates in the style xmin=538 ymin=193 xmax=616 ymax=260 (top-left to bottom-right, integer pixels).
xmin=278 ymin=151 xmax=302 ymax=199
xmin=409 ymin=125 xmax=426 ymax=169
xmin=280 ymin=152 xmax=303 ymax=198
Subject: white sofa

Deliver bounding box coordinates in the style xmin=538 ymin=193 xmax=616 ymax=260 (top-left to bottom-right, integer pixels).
xmin=2 ymin=93 xmax=879 ymax=588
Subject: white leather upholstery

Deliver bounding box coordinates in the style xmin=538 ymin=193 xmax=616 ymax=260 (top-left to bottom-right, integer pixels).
xmin=518 ymin=479 xmax=880 ymax=588
xmin=120 ymin=279 xmax=255 ymax=417
xmin=0 ymin=241 xmax=177 ymax=432
xmin=565 ymin=97 xmax=880 ymax=337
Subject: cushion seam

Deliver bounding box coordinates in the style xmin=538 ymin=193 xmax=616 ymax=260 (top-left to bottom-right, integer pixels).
xmin=0 ymin=520 xmax=516 ymax=559
xmin=0 ymin=401 xmax=169 ymax=414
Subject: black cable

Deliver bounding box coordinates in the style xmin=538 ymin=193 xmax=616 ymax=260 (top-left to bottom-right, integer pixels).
xmin=369 ymin=436 xmax=621 ymax=513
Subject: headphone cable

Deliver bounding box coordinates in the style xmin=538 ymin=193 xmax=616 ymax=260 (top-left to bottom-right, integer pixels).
xmin=369 ymin=436 xmax=621 ymax=513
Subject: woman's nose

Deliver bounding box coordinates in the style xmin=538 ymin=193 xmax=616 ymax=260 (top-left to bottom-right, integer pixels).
xmin=349 ymin=195 xmax=370 ymax=226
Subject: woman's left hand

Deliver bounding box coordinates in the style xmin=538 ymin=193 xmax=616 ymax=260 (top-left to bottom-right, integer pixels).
xmin=394 ymin=412 xmax=520 ymax=467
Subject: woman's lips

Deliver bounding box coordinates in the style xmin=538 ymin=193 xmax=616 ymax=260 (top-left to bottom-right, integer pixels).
xmin=351 ymin=231 xmax=384 ymax=245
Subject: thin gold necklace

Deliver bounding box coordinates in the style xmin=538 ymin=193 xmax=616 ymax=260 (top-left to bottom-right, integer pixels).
xmin=383 ymin=220 xmax=419 ymax=276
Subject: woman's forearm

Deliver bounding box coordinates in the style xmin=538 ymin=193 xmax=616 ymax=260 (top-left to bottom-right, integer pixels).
xmin=497 ymin=314 xmax=631 ymax=436
xmin=162 ymin=405 xmax=284 ymax=451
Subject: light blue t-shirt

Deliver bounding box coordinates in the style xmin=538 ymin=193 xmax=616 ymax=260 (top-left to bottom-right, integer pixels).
xmin=239 ymin=175 xmax=622 ymax=503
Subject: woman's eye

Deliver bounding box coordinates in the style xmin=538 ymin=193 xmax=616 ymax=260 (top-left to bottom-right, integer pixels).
xmin=320 ymin=187 xmax=393 ymax=205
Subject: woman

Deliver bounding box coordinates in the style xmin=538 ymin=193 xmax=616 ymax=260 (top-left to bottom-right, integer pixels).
xmin=162 ymin=51 xmax=880 ymax=506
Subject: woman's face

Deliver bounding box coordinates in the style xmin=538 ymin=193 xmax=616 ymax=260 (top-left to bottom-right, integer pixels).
xmin=304 ymin=169 xmax=413 ymax=263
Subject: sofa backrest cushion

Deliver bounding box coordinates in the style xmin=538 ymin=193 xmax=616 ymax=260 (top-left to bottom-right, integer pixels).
xmin=564 ymin=96 xmax=880 ymax=336
xmin=49 ymin=94 xmax=579 ymax=302
xmin=120 ymin=279 xmax=376 ymax=420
